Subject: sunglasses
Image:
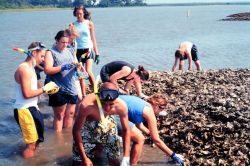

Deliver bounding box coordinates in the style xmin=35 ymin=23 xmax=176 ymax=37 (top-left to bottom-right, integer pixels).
xmin=28 ymin=42 xmax=46 ymax=51
xmin=98 ymin=89 xmax=119 ymax=102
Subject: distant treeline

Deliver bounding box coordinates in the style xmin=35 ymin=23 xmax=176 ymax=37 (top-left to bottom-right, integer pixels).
xmin=0 ymin=0 xmax=146 ymax=9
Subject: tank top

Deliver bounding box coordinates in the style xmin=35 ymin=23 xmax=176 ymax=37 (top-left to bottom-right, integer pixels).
xmin=74 ymin=20 xmax=93 ymax=49
xmin=119 ymin=95 xmax=150 ymax=124
xmin=14 ymin=64 xmax=38 ymax=109
xmin=49 ymin=46 xmax=77 ymax=95
xmin=103 ymin=61 xmax=135 ymax=80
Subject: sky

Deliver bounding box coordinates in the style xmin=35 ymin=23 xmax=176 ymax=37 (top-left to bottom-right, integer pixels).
xmin=146 ymin=0 xmax=250 ymax=4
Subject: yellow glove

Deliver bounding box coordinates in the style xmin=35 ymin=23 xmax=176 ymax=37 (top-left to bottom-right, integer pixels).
xmin=42 ymin=81 xmax=59 ymax=95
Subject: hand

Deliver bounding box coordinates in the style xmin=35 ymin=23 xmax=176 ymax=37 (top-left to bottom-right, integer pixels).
xmin=94 ymin=54 xmax=100 ymax=65
xmin=61 ymin=63 xmax=74 ymax=71
xmin=171 ymin=152 xmax=184 ymax=165
xmin=42 ymin=81 xmax=59 ymax=95
xmin=83 ymin=157 xmax=93 ymax=166
xmin=120 ymin=156 xmax=130 ymax=166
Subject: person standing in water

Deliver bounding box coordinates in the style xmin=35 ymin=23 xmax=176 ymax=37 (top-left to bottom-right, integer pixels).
xmin=72 ymin=5 xmax=100 ymax=89
xmin=172 ymin=41 xmax=202 ymax=71
xmin=14 ymin=42 xmax=57 ymax=158
xmin=44 ymin=30 xmax=78 ymax=132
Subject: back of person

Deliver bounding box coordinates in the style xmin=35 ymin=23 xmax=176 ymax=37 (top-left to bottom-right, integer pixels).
xmin=119 ymin=95 xmax=149 ymax=124
xmin=179 ymin=41 xmax=193 ymax=51
xmin=100 ymin=61 xmax=135 ymax=82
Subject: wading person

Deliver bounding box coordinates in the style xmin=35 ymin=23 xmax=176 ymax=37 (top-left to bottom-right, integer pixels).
xmin=44 ymin=30 xmax=78 ymax=132
xmin=72 ymin=5 xmax=100 ymax=89
xmin=100 ymin=61 xmax=149 ymax=99
xmin=172 ymin=41 xmax=202 ymax=71
xmin=14 ymin=42 xmax=58 ymax=158
xmin=72 ymin=82 xmax=131 ymax=166
xmin=117 ymin=94 xmax=184 ymax=165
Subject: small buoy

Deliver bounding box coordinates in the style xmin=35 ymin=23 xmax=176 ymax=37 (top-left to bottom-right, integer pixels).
xmin=187 ymin=9 xmax=191 ymax=17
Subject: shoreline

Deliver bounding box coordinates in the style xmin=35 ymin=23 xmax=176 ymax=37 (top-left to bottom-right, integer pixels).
xmin=140 ymin=68 xmax=249 ymax=165
xmin=1 ymin=2 xmax=250 ymax=12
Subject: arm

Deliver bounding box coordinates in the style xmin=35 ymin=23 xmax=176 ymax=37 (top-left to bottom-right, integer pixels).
xmin=133 ymin=77 xmax=143 ymax=97
xmin=17 ymin=66 xmax=43 ymax=99
xmin=89 ymin=21 xmax=99 ymax=55
xmin=178 ymin=60 xmax=184 ymax=71
xmin=172 ymin=57 xmax=179 ymax=72
xmin=119 ymin=110 xmax=131 ymax=158
xmin=72 ymin=103 xmax=93 ymax=165
xmin=123 ymin=79 xmax=134 ymax=94
xmin=186 ymin=51 xmax=192 ymax=71
xmin=136 ymin=122 xmax=150 ymax=135
xmin=143 ymin=107 xmax=173 ymax=157
xmin=109 ymin=66 xmax=131 ymax=86
xmin=44 ymin=51 xmax=62 ymax=75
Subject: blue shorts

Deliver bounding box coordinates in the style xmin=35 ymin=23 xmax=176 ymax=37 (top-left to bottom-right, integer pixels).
xmin=14 ymin=106 xmax=44 ymax=144
xmin=49 ymin=92 xmax=78 ymax=107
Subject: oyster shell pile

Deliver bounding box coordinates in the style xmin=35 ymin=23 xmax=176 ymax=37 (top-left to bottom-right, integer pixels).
xmin=141 ymin=69 xmax=250 ymax=165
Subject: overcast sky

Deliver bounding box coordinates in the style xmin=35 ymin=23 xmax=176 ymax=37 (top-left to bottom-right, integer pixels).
xmin=146 ymin=0 xmax=250 ymax=4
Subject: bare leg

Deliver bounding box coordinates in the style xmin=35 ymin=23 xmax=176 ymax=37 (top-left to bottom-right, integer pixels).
xmin=195 ymin=60 xmax=201 ymax=71
xmin=22 ymin=142 xmax=37 ymax=159
xmin=130 ymin=126 xmax=145 ymax=165
xmin=53 ymin=104 xmax=66 ymax=132
xmin=85 ymin=59 xmax=95 ymax=88
xmin=63 ymin=104 xmax=76 ymax=129
xmin=108 ymin=158 xmax=120 ymax=166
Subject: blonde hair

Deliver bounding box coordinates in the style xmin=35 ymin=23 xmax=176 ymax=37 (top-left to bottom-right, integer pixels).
xmin=147 ymin=93 xmax=168 ymax=107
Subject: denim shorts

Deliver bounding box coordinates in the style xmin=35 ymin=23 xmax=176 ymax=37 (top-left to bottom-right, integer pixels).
xmin=49 ymin=92 xmax=78 ymax=107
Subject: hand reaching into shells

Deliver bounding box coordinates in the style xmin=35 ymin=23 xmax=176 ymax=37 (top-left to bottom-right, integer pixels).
xmin=171 ymin=152 xmax=184 ymax=165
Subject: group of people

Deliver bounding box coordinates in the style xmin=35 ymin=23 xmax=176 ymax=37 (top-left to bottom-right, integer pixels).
xmin=12 ymin=4 xmax=205 ymax=166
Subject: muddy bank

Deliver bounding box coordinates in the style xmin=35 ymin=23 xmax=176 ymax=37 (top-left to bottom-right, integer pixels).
xmin=141 ymin=68 xmax=250 ymax=165
xmin=221 ymin=12 xmax=250 ymax=21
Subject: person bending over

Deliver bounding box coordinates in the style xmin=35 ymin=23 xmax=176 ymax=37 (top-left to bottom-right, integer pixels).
xmin=72 ymin=82 xmax=131 ymax=166
xmin=172 ymin=41 xmax=202 ymax=71
xmin=117 ymin=94 xmax=185 ymax=165
xmin=100 ymin=60 xmax=149 ymax=99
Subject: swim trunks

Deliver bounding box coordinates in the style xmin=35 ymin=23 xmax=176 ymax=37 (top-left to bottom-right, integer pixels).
xmin=14 ymin=106 xmax=44 ymax=144
xmin=72 ymin=115 xmax=120 ymax=161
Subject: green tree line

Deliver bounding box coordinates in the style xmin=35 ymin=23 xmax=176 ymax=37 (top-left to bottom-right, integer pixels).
xmin=0 ymin=0 xmax=147 ymax=8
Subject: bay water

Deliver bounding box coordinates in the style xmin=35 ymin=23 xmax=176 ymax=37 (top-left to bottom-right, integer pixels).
xmin=0 ymin=5 xmax=250 ymax=165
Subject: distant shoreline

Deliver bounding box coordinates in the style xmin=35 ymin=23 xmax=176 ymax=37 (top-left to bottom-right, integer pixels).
xmin=1 ymin=2 xmax=250 ymax=12
xmin=148 ymin=2 xmax=250 ymax=7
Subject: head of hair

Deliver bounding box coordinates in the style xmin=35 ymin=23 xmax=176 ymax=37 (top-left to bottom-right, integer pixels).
xmin=175 ymin=50 xmax=182 ymax=58
xmin=54 ymin=30 xmax=69 ymax=41
xmin=73 ymin=5 xmax=91 ymax=20
xmin=99 ymin=82 xmax=118 ymax=92
xmin=136 ymin=65 xmax=149 ymax=81
xmin=147 ymin=93 xmax=168 ymax=108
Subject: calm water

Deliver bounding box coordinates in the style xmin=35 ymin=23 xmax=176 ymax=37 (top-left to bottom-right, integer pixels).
xmin=0 ymin=5 xmax=250 ymax=165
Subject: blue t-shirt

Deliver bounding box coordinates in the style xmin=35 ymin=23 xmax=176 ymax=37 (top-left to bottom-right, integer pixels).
xmin=119 ymin=95 xmax=150 ymax=124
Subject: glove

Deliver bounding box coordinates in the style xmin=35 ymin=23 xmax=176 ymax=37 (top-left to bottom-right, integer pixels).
xmin=42 ymin=81 xmax=59 ymax=95
xmin=171 ymin=152 xmax=184 ymax=165
xmin=94 ymin=54 xmax=100 ymax=65
xmin=61 ymin=63 xmax=74 ymax=71
xmin=120 ymin=157 xmax=130 ymax=166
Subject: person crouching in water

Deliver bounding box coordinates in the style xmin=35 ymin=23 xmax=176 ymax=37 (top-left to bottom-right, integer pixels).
xmin=13 ymin=42 xmax=56 ymax=158
xmin=100 ymin=60 xmax=149 ymax=99
xmin=116 ymin=93 xmax=185 ymax=165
